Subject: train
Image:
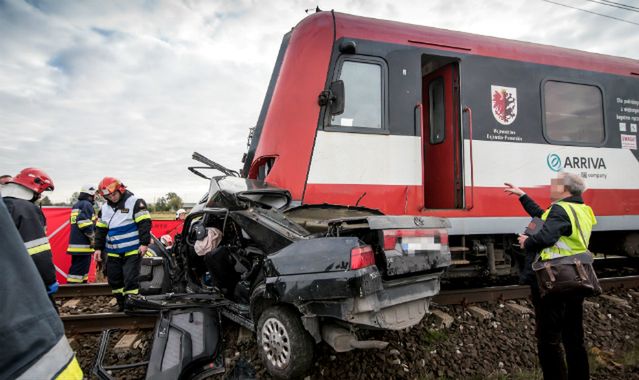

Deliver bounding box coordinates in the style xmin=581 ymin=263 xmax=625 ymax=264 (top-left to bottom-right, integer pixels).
xmin=240 ymin=10 xmax=639 ymax=278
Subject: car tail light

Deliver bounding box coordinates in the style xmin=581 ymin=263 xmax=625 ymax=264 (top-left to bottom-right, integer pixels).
xmin=383 ymin=229 xmax=448 ymax=251
xmin=350 ymin=245 xmax=375 ymax=270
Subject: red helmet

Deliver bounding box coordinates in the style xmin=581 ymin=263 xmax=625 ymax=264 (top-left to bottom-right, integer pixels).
xmin=98 ymin=176 xmax=126 ymax=196
xmin=9 ymin=168 xmax=54 ymax=194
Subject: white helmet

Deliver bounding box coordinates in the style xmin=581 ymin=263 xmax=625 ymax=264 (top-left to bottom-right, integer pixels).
xmin=176 ymin=208 xmax=187 ymax=218
xmin=80 ymin=184 xmax=97 ymax=195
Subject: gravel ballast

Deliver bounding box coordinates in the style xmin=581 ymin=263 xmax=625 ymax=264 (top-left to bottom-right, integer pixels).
xmin=71 ymin=288 xmax=639 ymax=379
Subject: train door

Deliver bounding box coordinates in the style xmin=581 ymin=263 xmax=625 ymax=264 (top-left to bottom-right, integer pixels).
xmin=421 ymin=62 xmax=463 ymax=209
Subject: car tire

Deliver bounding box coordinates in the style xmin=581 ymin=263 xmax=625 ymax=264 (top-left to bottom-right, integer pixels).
xmin=256 ymin=305 xmax=314 ymax=379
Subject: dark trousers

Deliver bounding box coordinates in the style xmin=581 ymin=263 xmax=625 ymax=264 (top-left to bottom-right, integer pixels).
xmin=106 ymin=253 xmax=141 ymax=295
xmin=68 ymin=254 xmax=92 ymax=283
xmin=531 ymin=285 xmax=590 ymax=380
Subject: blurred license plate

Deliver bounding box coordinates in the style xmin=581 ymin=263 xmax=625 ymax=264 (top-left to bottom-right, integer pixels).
xmin=400 ymin=236 xmax=441 ymax=254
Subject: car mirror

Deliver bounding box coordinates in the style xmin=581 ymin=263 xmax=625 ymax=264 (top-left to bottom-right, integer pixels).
xmin=329 ymin=80 xmax=345 ymax=115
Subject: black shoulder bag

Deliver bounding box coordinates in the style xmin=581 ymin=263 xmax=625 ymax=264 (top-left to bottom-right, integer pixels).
xmin=531 ymin=205 xmax=602 ymax=298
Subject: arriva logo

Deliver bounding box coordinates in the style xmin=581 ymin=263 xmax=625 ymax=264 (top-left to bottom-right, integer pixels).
xmin=547 ymin=153 xmax=562 ymax=172
xmin=546 ymin=153 xmax=607 ymax=172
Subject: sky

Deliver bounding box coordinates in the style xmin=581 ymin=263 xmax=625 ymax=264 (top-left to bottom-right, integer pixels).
xmin=1 ymin=0 xmax=638 ymax=204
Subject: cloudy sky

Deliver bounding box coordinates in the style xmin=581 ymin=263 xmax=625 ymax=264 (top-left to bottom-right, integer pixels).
xmin=1 ymin=0 xmax=638 ymax=204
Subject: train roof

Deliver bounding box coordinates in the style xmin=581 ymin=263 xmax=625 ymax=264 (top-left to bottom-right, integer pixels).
xmin=300 ymin=11 xmax=639 ymax=77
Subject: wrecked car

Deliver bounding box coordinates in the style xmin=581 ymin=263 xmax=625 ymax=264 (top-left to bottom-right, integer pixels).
xmin=131 ymin=169 xmax=451 ymax=379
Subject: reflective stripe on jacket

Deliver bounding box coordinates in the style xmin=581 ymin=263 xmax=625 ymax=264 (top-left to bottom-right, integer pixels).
xmin=16 ymin=337 xmax=82 ymax=380
xmin=100 ymin=195 xmax=142 ymax=255
xmin=3 ymin=196 xmax=57 ymax=288
xmin=540 ymin=201 xmax=597 ymax=260
xmin=67 ymin=198 xmax=95 ymax=255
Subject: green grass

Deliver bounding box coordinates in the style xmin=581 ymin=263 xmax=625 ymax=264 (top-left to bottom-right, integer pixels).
xmin=420 ymin=328 xmax=448 ymax=346
xmin=622 ymin=345 xmax=639 ymax=367
xmin=150 ymin=212 xmax=176 ymax=220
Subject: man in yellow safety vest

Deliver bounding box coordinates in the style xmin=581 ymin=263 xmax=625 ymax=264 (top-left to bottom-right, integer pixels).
xmin=505 ymin=172 xmax=595 ymax=380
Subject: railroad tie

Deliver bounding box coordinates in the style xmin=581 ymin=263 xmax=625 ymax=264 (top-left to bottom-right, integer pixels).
xmin=114 ymin=332 xmax=140 ymax=352
xmin=431 ymin=309 xmax=454 ymax=329
xmin=504 ymin=302 xmax=533 ymax=315
xmin=583 ymin=300 xmax=599 ymax=309
xmin=599 ymin=294 xmax=631 ymax=309
xmin=62 ymin=298 xmax=81 ymax=309
xmin=467 ymin=306 xmax=494 ymax=320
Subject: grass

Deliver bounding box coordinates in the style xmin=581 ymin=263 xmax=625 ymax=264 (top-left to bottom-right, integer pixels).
xmin=150 ymin=212 xmax=176 ymax=220
xmin=420 ymin=328 xmax=449 ymax=346
xmin=622 ymin=345 xmax=639 ymax=367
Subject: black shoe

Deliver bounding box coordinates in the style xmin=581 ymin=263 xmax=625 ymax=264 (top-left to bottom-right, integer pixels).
xmin=115 ymin=294 xmax=125 ymax=312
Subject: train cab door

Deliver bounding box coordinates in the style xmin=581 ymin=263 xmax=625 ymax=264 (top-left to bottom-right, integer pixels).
xmin=421 ymin=62 xmax=463 ymax=209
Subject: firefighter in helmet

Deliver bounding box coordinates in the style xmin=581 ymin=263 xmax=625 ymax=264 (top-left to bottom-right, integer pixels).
xmin=1 ymin=168 xmax=59 ymax=306
xmin=66 ymin=184 xmax=97 ymax=283
xmin=0 ymin=196 xmax=83 ymax=379
xmin=94 ymin=177 xmax=152 ymax=311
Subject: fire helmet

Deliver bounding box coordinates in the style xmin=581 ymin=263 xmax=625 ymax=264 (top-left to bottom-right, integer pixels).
xmin=80 ymin=184 xmax=97 ymax=195
xmin=9 ymin=168 xmax=55 ymax=194
xmin=98 ymin=177 xmax=126 ymax=196
xmin=175 ymin=208 xmax=187 ymax=218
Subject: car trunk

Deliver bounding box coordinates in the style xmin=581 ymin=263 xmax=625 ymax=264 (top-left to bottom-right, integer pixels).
xmin=284 ymin=205 xmax=451 ymax=279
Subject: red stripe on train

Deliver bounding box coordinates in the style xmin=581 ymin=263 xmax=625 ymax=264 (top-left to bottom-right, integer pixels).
xmin=302 ymin=184 xmax=639 ymax=217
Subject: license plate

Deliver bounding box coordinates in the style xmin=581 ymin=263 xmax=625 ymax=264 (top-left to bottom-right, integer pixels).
xmin=400 ymin=236 xmax=441 ymax=254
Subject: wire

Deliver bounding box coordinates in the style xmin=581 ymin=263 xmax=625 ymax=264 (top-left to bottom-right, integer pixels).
xmin=540 ymin=0 xmax=639 ymax=26
xmin=584 ymin=0 xmax=639 ymax=13
xmin=600 ymin=0 xmax=639 ymax=12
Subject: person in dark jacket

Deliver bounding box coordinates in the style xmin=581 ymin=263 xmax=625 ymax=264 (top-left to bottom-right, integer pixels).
xmin=0 ymin=196 xmax=83 ymax=379
xmin=93 ymin=177 xmax=152 ymax=311
xmin=505 ymin=172 xmax=595 ymax=380
xmin=66 ymin=184 xmax=97 ymax=283
xmin=1 ymin=168 xmax=59 ymax=306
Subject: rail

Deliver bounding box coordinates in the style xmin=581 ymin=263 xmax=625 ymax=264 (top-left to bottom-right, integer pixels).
xmin=58 ymin=275 xmax=639 ymax=332
xmin=434 ymin=275 xmax=639 ymax=305
xmin=61 ymin=312 xmax=156 ymax=334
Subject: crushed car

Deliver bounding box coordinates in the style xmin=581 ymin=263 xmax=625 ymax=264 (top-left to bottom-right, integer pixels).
xmin=125 ymin=154 xmax=452 ymax=379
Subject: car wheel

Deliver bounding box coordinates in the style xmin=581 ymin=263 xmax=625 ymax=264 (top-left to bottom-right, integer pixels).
xmin=257 ymin=305 xmax=314 ymax=379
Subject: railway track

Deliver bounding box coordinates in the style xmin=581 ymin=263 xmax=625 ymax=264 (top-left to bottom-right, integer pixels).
xmin=57 ymin=275 xmax=639 ymax=333
xmin=61 ymin=312 xmax=156 ymax=334
xmin=433 ymin=275 xmax=639 ymax=305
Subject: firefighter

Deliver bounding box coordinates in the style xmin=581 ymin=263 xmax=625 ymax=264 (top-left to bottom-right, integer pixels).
xmin=66 ymin=184 xmax=97 ymax=283
xmin=93 ymin=177 xmax=152 ymax=311
xmin=1 ymin=168 xmax=59 ymax=305
xmin=0 ymin=196 xmax=83 ymax=379
xmin=176 ymin=208 xmax=187 ymax=220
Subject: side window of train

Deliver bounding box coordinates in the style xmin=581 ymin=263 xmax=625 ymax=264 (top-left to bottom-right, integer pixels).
xmin=329 ymin=57 xmax=387 ymax=131
xmin=542 ymin=80 xmax=605 ymax=145
xmin=429 ymin=77 xmax=445 ymax=144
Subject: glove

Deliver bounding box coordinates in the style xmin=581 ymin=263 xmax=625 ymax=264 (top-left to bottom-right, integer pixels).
xmin=47 ymin=281 xmax=59 ymax=295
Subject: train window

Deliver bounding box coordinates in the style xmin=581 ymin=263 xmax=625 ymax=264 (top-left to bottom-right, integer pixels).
xmin=331 ymin=60 xmax=383 ymax=129
xmin=429 ymin=77 xmax=445 ymax=144
xmin=543 ymin=81 xmax=605 ymax=145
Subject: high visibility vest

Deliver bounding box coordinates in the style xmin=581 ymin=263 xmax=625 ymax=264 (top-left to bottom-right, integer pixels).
xmin=97 ymin=195 xmax=144 ymax=257
xmin=540 ymin=201 xmax=597 ymax=260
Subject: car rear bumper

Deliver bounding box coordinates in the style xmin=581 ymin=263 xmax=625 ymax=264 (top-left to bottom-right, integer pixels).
xmin=268 ymin=268 xmax=443 ymax=330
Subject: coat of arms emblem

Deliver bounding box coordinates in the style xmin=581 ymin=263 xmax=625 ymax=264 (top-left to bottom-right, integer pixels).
xmin=491 ymin=85 xmax=517 ymax=125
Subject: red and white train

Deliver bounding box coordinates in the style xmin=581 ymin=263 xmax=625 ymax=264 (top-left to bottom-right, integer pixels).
xmin=241 ymin=11 xmax=639 ymax=277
